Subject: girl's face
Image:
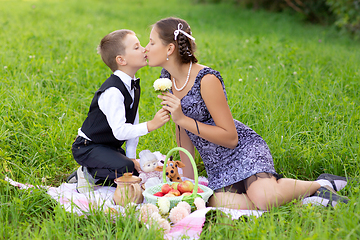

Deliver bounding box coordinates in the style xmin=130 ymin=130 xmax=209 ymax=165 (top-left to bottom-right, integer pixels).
xmin=145 ymin=27 xmax=168 ymax=67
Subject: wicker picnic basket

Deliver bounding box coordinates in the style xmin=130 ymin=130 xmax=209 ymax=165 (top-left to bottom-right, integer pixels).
xmin=142 ymin=147 xmax=213 ymax=209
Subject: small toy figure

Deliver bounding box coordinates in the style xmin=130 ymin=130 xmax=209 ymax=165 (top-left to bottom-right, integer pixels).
xmin=155 ymin=156 xmax=185 ymax=182
xmin=138 ymin=150 xmax=162 ymax=189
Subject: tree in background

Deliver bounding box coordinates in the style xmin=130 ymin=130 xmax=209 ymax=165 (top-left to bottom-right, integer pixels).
xmin=198 ymin=0 xmax=360 ymax=38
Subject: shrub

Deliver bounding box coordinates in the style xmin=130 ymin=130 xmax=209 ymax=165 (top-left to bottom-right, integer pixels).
xmin=230 ymin=0 xmax=334 ymax=24
xmin=326 ymin=0 xmax=360 ymax=37
xmin=197 ymin=0 xmax=360 ymax=37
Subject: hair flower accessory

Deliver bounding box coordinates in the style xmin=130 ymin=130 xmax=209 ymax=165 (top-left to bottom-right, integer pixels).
xmin=174 ymin=23 xmax=195 ymax=42
xmin=153 ymin=78 xmax=172 ymax=92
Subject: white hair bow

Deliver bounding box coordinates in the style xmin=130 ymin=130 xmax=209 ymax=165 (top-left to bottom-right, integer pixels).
xmin=173 ymin=23 xmax=195 ymax=42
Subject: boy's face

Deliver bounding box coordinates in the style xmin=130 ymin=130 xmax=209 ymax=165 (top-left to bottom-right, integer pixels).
xmin=122 ymin=33 xmax=147 ymax=70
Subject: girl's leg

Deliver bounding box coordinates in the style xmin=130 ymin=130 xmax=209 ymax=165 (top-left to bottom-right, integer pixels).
xmin=208 ymin=192 xmax=257 ymax=210
xmin=246 ymin=177 xmax=321 ymax=210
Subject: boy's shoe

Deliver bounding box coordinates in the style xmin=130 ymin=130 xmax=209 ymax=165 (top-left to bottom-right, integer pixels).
xmin=303 ymin=186 xmax=349 ymax=207
xmin=316 ymin=173 xmax=348 ymax=192
xmin=66 ymin=170 xmax=77 ymax=183
xmin=76 ymin=166 xmax=94 ymax=194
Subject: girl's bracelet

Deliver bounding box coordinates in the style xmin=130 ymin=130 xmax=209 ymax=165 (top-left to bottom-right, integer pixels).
xmin=194 ymin=119 xmax=200 ymax=134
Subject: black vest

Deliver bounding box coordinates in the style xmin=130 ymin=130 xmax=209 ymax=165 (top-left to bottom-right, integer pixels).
xmin=81 ymin=74 xmax=138 ymax=148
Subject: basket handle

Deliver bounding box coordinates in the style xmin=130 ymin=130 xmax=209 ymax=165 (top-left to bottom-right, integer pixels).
xmin=162 ymin=147 xmax=199 ymax=196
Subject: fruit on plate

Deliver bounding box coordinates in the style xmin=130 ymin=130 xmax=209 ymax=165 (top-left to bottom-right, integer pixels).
xmin=171 ymin=182 xmax=179 ymax=190
xmin=154 ymin=181 xmax=203 ymax=198
xmin=169 ymin=188 xmax=181 ymax=196
xmin=177 ymin=180 xmax=194 ymax=194
xmin=192 ymin=187 xmax=204 ymax=193
xmin=164 ymin=193 xmax=176 ymax=197
xmin=181 ymin=192 xmax=192 ymax=196
xmin=153 ymin=191 xmax=164 ymax=197
xmin=161 ymin=184 xmax=172 ymax=194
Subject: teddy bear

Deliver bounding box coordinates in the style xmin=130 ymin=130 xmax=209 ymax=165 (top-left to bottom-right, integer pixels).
xmin=155 ymin=155 xmax=185 ymax=182
xmin=138 ymin=150 xmax=163 ymax=189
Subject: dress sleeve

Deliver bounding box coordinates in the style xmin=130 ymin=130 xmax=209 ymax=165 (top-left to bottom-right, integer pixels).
xmin=160 ymin=68 xmax=171 ymax=79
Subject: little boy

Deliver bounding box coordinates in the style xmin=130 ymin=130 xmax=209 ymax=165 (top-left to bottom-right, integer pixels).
xmin=69 ymin=29 xmax=169 ymax=194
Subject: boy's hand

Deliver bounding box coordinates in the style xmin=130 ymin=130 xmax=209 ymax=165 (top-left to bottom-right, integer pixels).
xmin=147 ymin=108 xmax=170 ymax=132
xmin=131 ymin=159 xmax=141 ymax=172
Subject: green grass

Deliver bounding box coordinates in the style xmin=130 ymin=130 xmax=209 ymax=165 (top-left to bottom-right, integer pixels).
xmin=1 ymin=0 xmax=359 ymax=239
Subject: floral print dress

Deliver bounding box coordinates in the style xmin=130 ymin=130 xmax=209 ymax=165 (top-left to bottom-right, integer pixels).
xmin=161 ymin=67 xmax=277 ymax=191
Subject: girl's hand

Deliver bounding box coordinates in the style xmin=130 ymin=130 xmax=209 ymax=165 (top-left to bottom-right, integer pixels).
xmin=158 ymin=92 xmax=184 ymax=124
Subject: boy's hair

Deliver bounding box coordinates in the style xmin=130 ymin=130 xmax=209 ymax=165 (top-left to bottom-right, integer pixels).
xmin=97 ymin=29 xmax=135 ymax=72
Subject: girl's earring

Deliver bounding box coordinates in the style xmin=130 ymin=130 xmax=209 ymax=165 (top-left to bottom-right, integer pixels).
xmin=166 ymin=54 xmax=169 ymax=61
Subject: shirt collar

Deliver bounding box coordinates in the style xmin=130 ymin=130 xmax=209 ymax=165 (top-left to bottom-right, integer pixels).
xmin=113 ymin=70 xmax=136 ymax=89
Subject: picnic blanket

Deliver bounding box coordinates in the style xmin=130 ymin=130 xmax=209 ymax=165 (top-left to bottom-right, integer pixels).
xmin=5 ymin=176 xmax=265 ymax=239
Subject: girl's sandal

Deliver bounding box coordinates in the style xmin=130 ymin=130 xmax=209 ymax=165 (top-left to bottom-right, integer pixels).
xmin=316 ymin=173 xmax=350 ymax=192
xmin=304 ymin=186 xmax=349 ymax=207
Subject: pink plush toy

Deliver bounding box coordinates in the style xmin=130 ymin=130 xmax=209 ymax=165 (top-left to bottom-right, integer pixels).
xmin=138 ymin=150 xmax=163 ymax=189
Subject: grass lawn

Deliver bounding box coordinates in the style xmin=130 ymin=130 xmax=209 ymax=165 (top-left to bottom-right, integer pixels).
xmin=1 ymin=0 xmax=359 ymax=239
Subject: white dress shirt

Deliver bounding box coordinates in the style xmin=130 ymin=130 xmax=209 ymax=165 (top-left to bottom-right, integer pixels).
xmin=78 ymin=70 xmax=148 ymax=159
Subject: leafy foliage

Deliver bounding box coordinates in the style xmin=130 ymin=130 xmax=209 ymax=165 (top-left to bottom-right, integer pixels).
xmin=327 ymin=0 xmax=360 ymax=37
xmin=203 ymin=0 xmax=360 ymax=37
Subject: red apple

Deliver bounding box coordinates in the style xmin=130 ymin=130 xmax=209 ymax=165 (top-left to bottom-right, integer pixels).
xmin=154 ymin=191 xmax=164 ymax=197
xmin=177 ymin=180 xmax=194 ymax=194
xmin=171 ymin=182 xmax=179 ymax=190
xmin=181 ymin=192 xmax=192 ymax=196
xmin=169 ymin=188 xmax=181 ymax=196
xmin=191 ymin=187 xmax=204 ymax=193
xmin=164 ymin=193 xmax=176 ymax=197
xmin=161 ymin=184 xmax=172 ymax=194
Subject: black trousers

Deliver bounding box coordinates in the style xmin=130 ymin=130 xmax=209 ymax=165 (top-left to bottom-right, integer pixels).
xmin=72 ymin=136 xmax=138 ymax=185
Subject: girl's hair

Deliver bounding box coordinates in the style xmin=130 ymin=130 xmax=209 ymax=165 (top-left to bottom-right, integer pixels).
xmin=154 ymin=17 xmax=198 ymax=64
xmin=97 ymin=29 xmax=135 ymax=72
